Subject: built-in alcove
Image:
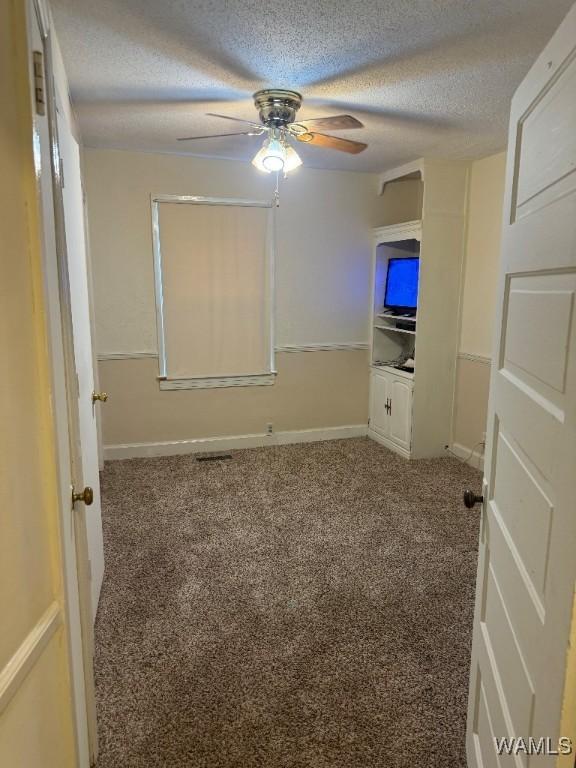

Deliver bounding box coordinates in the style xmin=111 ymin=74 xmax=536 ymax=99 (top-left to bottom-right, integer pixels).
xmin=372 ymin=238 xmax=420 ymax=368
xmin=368 ymin=160 xmax=469 ymax=459
xmin=376 ymin=174 xmax=423 ymax=227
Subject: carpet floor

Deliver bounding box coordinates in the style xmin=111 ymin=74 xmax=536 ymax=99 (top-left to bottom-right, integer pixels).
xmin=95 ymin=438 xmax=481 ymax=768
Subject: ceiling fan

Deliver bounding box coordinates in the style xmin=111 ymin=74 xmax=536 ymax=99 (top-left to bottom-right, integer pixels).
xmin=177 ymin=89 xmax=367 ymax=174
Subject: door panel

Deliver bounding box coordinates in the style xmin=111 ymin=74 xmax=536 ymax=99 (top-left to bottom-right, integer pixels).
xmin=0 ymin=1 xmax=80 ymax=765
xmin=502 ymin=276 xmax=574 ymax=395
xmin=515 ymin=55 xmax=576 ymax=213
xmin=370 ymin=372 xmax=389 ymax=436
xmin=467 ymin=5 xmax=576 ymax=765
xmin=388 ymin=378 xmax=412 ymax=450
xmin=491 ymin=431 xmax=553 ymax=601
xmin=58 ymin=109 xmax=104 ymax=618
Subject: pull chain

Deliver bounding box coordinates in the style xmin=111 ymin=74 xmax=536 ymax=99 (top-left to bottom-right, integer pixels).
xmin=274 ymin=170 xmax=280 ymax=207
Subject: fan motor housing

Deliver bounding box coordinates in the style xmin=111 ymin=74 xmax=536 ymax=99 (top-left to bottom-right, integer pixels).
xmin=253 ymin=89 xmax=302 ymax=127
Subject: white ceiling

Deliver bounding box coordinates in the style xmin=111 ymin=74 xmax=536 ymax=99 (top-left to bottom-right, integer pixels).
xmin=52 ymin=0 xmax=573 ymax=172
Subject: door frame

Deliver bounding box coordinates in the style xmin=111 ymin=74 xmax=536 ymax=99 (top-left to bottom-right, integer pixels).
xmin=27 ymin=0 xmax=98 ymax=762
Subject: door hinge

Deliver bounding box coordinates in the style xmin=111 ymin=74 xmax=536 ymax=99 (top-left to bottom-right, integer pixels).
xmin=59 ymin=157 xmax=65 ymax=188
xmin=32 ymin=51 xmax=46 ymax=115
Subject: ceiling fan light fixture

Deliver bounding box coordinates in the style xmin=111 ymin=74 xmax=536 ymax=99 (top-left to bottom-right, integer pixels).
xmin=251 ymin=136 xmax=285 ymax=173
xmin=261 ymin=135 xmax=286 ymax=172
xmin=251 ymin=144 xmax=271 ymax=173
xmin=252 ymin=133 xmax=302 ymax=175
xmin=283 ymin=145 xmax=303 ymax=172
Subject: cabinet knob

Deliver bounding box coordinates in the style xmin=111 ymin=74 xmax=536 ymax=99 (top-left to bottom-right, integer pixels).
xmin=463 ymin=490 xmax=483 ymax=509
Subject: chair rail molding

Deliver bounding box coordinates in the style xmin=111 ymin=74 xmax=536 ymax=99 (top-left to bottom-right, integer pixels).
xmin=97 ymin=351 xmax=159 ymax=361
xmin=98 ymin=343 xmax=370 ymax=361
xmin=457 ymin=352 xmax=491 ymax=364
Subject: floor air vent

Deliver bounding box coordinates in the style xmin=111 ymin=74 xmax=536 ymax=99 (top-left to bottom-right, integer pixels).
xmin=196 ymin=452 xmax=233 ymax=462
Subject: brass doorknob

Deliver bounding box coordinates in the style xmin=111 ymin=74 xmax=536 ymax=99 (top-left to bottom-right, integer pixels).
xmin=92 ymin=391 xmax=108 ymax=403
xmin=72 ymin=486 xmax=94 ymax=506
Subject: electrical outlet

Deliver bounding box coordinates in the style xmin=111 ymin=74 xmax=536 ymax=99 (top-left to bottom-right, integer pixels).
xmin=266 ymin=422 xmax=273 ymax=435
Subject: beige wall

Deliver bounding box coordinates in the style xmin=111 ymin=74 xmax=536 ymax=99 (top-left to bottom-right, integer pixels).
xmin=85 ymin=149 xmax=380 ymax=354
xmin=452 ymin=356 xmax=492 ymax=453
xmin=84 ymin=149 xmax=379 ymax=450
xmin=459 ymin=152 xmax=506 ymax=358
xmin=0 ymin=0 xmax=77 ymax=763
xmin=100 ymin=351 xmax=368 ymax=446
xmin=452 ymin=152 xmax=506 ymax=452
xmin=86 ymin=147 xmax=505 ymax=455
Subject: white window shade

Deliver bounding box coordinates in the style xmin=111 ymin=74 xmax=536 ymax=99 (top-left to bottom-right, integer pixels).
xmin=152 ymin=196 xmax=275 ymax=389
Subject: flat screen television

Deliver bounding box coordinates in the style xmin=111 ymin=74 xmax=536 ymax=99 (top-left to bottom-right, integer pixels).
xmin=384 ymin=257 xmax=419 ymax=315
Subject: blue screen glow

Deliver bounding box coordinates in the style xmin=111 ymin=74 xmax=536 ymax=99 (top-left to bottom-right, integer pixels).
xmin=384 ymin=258 xmax=419 ymax=310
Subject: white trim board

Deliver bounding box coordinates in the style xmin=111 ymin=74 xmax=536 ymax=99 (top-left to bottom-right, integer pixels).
xmin=457 ymin=352 xmax=491 ymax=365
xmin=104 ymin=425 xmax=368 ymax=460
xmin=373 ymin=220 xmax=422 ymax=245
xmin=98 ymin=351 xmax=158 ymax=361
xmin=379 ymin=159 xmax=423 ymax=190
xmin=276 ymin=343 xmax=369 ymax=353
xmin=448 ymin=441 xmax=485 ymax=471
xmin=0 ymin=601 xmax=62 ymax=716
xmin=97 ymin=344 xmax=369 ymax=361
xmin=159 ymin=372 xmax=276 ymax=390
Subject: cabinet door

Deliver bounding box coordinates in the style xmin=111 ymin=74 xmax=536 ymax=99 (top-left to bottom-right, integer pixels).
xmin=369 ymin=372 xmax=389 ymax=436
xmin=389 ymin=378 xmax=412 ymax=450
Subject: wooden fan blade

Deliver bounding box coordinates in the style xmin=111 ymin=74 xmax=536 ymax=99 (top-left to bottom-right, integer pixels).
xmin=296 ymin=132 xmax=367 ymax=154
xmin=177 ymin=131 xmax=260 ymax=141
xmin=297 ymin=114 xmax=364 ymax=131
xmin=206 ymin=112 xmax=263 ymax=129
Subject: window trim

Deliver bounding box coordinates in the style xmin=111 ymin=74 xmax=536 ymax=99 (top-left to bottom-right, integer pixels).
xmin=151 ymin=194 xmax=276 ymax=390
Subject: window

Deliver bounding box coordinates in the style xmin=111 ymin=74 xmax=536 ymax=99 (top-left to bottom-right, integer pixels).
xmin=151 ymin=195 xmax=275 ymax=389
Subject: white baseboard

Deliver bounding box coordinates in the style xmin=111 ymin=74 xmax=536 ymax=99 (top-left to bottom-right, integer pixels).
xmin=449 ymin=442 xmax=485 ymax=471
xmin=104 ymin=425 xmax=368 ymax=460
xmin=275 ymin=425 xmax=367 ymax=445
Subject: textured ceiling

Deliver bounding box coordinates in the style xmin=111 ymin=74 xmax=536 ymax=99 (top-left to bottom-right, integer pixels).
xmin=52 ymin=0 xmax=573 ymax=172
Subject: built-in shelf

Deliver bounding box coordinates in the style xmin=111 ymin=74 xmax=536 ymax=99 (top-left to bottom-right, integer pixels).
xmin=376 ymin=313 xmax=417 ymax=323
xmin=374 ymin=324 xmax=417 ymax=336
xmin=372 ymin=363 xmax=415 ymax=381
xmin=369 ymin=159 xmax=469 ymax=459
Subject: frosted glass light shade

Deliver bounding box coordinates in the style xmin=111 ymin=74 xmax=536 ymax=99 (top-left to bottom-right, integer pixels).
xmin=251 ymin=144 xmax=271 ymax=173
xmin=283 ymin=145 xmax=302 ymax=172
xmin=261 ymin=136 xmax=285 ymax=171
xmin=252 ymin=140 xmax=302 ymax=174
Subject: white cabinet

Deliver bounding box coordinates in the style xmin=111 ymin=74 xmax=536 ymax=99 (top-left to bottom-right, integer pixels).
xmin=389 ymin=377 xmax=412 ymax=451
xmin=369 ymin=371 xmax=389 ymax=435
xmin=369 ymin=367 xmax=413 ymax=457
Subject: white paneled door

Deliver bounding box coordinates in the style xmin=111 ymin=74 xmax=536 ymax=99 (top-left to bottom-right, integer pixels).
xmin=57 ymin=109 xmax=105 ymax=620
xmin=467 ymin=4 xmax=576 ymax=767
